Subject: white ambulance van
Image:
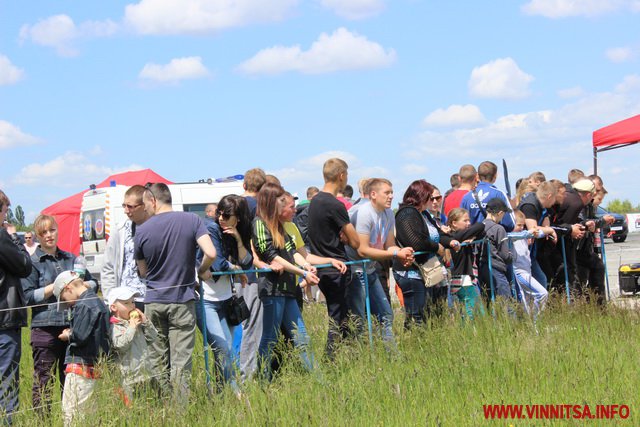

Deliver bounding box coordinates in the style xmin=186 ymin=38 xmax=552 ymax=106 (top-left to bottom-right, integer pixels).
xmin=80 ymin=179 xmax=244 ymax=283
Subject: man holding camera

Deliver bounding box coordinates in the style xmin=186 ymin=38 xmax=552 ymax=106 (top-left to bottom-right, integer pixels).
xmin=553 ymin=178 xmax=597 ymax=297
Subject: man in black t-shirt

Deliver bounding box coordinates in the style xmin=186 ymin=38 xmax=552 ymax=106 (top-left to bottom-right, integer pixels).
xmin=308 ymin=158 xmax=359 ymax=358
xmin=517 ymin=181 xmax=558 ymax=288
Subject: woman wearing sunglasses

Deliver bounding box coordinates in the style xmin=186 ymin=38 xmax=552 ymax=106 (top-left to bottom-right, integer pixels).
xmin=425 ymin=186 xmax=447 ymax=230
xmin=196 ymin=194 xmax=252 ymax=392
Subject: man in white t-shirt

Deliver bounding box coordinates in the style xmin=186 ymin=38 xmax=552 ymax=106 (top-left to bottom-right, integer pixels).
xmin=23 ymin=231 xmax=38 ymax=256
xmin=346 ymin=178 xmax=414 ymax=346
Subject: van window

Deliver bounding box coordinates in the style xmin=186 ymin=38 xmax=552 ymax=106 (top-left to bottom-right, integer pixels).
xmin=183 ymin=204 xmax=208 ymax=220
xmin=82 ymin=209 xmax=106 ymax=242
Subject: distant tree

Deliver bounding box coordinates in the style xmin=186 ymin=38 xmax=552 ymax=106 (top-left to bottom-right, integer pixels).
xmin=14 ymin=205 xmax=25 ymax=227
xmin=6 ymin=207 xmax=16 ymax=223
xmin=606 ymin=199 xmax=639 ymax=214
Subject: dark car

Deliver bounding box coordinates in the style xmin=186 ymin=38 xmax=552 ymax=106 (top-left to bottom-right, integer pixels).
xmin=596 ymin=206 xmax=628 ymax=243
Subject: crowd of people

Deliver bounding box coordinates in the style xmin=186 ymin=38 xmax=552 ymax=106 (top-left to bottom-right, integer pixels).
xmin=0 ymin=158 xmax=615 ymax=424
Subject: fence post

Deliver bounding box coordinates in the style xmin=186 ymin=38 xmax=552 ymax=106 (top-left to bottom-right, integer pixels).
xmin=360 ymin=260 xmax=374 ymax=349
xmin=560 ymin=237 xmax=571 ymax=305
xmin=600 ymin=229 xmax=611 ymax=301
xmin=199 ymin=281 xmax=212 ymax=394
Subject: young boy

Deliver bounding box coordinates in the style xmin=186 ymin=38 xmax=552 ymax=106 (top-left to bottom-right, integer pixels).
xmin=510 ymin=210 xmax=548 ymax=318
xmin=53 ymin=270 xmax=110 ymax=426
xmin=108 ymin=287 xmax=158 ymax=403
xmin=480 ymin=198 xmax=514 ymax=301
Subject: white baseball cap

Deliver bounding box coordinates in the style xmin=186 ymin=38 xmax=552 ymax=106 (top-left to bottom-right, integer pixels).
xmin=107 ymin=287 xmax=141 ymax=306
xmin=53 ymin=270 xmax=80 ymax=311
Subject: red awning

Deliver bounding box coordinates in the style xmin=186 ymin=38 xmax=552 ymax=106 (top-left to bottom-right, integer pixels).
xmin=593 ymin=114 xmax=640 ymax=150
xmin=41 ymin=169 xmax=173 ymax=255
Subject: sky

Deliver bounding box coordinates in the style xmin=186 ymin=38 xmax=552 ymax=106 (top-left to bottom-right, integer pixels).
xmin=1 ymin=0 xmax=640 ymax=223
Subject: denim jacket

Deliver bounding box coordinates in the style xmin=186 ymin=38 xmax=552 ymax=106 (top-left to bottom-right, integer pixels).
xmin=65 ymin=289 xmax=110 ymax=365
xmin=21 ymin=247 xmax=97 ymax=328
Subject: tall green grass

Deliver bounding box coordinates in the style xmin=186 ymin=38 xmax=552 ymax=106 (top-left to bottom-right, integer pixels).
xmin=12 ymin=296 xmax=640 ymax=425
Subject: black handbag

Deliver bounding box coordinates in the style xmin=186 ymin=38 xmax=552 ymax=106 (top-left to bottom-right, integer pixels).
xmin=226 ymin=294 xmax=250 ymax=326
xmin=222 ymin=271 xmax=251 ymax=326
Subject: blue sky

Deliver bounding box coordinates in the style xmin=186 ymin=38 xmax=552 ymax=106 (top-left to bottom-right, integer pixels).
xmin=2 ymin=0 xmax=640 ymax=223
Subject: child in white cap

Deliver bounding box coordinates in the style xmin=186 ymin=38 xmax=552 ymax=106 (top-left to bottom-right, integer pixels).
xmin=53 ymin=270 xmax=110 ymax=426
xmin=108 ymin=287 xmax=158 ymax=403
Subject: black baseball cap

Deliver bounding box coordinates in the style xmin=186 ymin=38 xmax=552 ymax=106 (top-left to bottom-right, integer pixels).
xmin=485 ymin=197 xmax=512 ymax=214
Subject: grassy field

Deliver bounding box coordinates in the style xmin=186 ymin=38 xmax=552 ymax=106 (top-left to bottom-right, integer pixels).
xmin=11 ymin=296 xmax=640 ymax=426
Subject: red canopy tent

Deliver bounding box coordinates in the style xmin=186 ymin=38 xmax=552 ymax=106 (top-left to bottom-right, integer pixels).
xmin=41 ymin=169 xmax=172 ymax=254
xmin=593 ymin=114 xmax=640 ymax=174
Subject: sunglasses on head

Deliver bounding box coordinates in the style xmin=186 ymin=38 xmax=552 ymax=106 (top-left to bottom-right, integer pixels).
xmin=144 ymin=182 xmax=156 ymax=199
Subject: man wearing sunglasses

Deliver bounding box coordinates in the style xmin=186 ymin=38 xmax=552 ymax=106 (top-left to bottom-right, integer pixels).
xmin=23 ymin=231 xmax=39 ymax=256
xmin=101 ymin=185 xmax=150 ymax=310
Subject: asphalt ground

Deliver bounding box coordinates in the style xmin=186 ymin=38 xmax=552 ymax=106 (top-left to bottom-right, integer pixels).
xmin=603 ymin=231 xmax=640 ymax=308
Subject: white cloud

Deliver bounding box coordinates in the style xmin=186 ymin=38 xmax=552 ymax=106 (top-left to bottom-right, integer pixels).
xmin=557 ymin=86 xmax=585 ymax=99
xmin=319 ymin=0 xmax=385 ymax=20
xmin=615 ymin=74 xmax=640 ymax=93
xmin=521 ymin=0 xmax=640 ymax=18
xmin=124 ymin=0 xmax=297 ymax=35
xmin=13 ymin=151 xmax=144 ymax=187
xmin=0 ymin=55 xmax=24 ymax=86
xmin=138 ymin=56 xmax=210 ymax=83
xmin=468 ymin=57 xmax=534 ymax=100
xmin=606 ymin=46 xmax=634 ymax=63
xmin=20 ymin=15 xmax=77 ymax=56
xmin=19 ymin=14 xmax=117 ymax=56
xmin=238 ymin=27 xmax=396 ymax=75
xmin=0 ymin=121 xmax=41 ymax=149
xmin=410 ymin=74 xmax=640 ymax=162
xmin=422 ymin=104 xmax=486 ymax=128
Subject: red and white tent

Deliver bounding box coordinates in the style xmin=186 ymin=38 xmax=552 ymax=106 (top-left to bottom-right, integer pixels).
xmin=593 ymin=114 xmax=640 ymax=174
xmin=41 ymin=169 xmax=172 ymax=255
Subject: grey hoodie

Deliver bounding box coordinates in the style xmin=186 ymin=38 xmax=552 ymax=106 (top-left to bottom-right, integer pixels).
xmin=482 ymin=218 xmax=512 ymax=274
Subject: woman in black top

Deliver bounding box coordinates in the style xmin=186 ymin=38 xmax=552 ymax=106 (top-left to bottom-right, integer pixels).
xmin=394 ymin=180 xmax=456 ymax=327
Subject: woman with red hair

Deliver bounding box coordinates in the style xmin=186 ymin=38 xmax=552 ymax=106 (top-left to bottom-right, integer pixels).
xmin=394 ymin=180 xmax=457 ymax=328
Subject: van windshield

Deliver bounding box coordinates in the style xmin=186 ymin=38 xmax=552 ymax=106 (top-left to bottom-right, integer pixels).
xmin=82 ymin=209 xmax=106 ymax=242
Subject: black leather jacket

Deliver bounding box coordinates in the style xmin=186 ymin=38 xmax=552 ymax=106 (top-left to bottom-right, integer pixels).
xmin=0 ymin=229 xmax=32 ymax=330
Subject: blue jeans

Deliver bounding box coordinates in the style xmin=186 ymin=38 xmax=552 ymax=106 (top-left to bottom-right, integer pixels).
xmin=349 ymin=271 xmax=395 ymax=344
xmin=514 ymin=270 xmax=548 ymax=319
xmin=0 ymin=328 xmax=21 ymax=425
xmin=195 ymin=299 xmax=238 ymax=391
xmin=394 ymin=273 xmax=448 ymax=328
xmin=258 ymin=296 xmax=314 ymax=380
xmin=530 ymin=258 xmax=548 ymax=290
xmin=480 ymin=265 xmax=513 ymax=300
xmin=394 ymin=273 xmax=426 ymax=327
